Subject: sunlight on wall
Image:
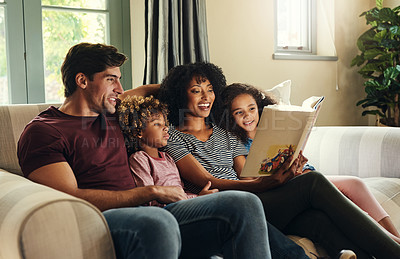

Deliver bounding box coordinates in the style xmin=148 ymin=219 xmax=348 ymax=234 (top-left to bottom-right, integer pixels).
xmin=317 ymin=0 xmax=336 ymax=57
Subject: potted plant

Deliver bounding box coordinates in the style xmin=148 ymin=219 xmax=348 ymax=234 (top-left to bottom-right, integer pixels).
xmin=351 ymin=0 xmax=400 ymax=126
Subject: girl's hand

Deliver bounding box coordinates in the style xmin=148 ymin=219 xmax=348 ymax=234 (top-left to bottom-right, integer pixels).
xmin=199 ymin=181 xmax=219 ymax=196
xmin=296 ymin=151 xmax=309 ymax=176
xmin=257 ymin=155 xmax=298 ymax=190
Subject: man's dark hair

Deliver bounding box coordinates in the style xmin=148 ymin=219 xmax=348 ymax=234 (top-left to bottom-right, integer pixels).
xmin=61 ymin=43 xmax=127 ymax=97
xmin=158 ymin=62 xmax=226 ymax=126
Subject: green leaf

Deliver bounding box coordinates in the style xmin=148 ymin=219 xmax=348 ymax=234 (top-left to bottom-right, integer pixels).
xmin=381 ymin=39 xmax=400 ymax=49
xmin=374 ymin=29 xmax=387 ymax=41
xmin=362 ymin=110 xmax=385 ymax=117
xmin=360 ymin=10 xmax=369 ymax=18
xmin=360 ymin=62 xmax=384 ymax=73
xmin=378 ymin=8 xmax=399 ymax=23
xmin=377 ymin=24 xmax=391 ymax=32
xmin=356 ymin=99 xmax=367 ymax=106
xmin=367 ymin=8 xmax=381 ymax=20
xmin=364 ymin=80 xmax=382 ymax=88
xmin=384 ymin=66 xmax=400 ymax=80
xmin=363 ymin=48 xmax=385 ymax=59
xmin=390 ymin=26 xmax=400 ymax=35
xmin=358 ymin=28 xmax=377 ymax=42
xmin=351 ymin=55 xmax=366 ymax=67
xmin=357 ymin=29 xmax=377 ymax=51
xmin=376 ymin=0 xmax=383 ymax=9
xmin=365 ymin=84 xmax=379 ymax=95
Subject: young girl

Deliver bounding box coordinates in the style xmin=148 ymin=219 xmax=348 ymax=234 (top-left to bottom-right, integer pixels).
xmin=220 ymin=82 xmax=400 ymax=244
xmin=118 ymin=95 xmax=217 ymax=207
xmin=158 ymin=61 xmax=400 ymax=258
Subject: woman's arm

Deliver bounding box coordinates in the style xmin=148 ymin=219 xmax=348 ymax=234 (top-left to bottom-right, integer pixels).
xmin=119 ymin=84 xmax=161 ymax=99
xmin=234 ymin=154 xmax=298 ymax=187
xmin=176 ymin=153 xmax=299 ymax=193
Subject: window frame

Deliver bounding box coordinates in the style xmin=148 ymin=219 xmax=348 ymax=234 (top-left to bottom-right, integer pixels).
xmin=4 ymin=0 xmax=131 ymax=104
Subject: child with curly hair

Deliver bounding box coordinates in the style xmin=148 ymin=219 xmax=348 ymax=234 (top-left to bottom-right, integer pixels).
xmin=118 ymin=95 xmax=217 ymax=207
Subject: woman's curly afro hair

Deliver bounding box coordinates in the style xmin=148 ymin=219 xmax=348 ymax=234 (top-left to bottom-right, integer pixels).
xmin=219 ymin=83 xmax=278 ymax=143
xmin=157 ymin=62 xmax=226 ymax=126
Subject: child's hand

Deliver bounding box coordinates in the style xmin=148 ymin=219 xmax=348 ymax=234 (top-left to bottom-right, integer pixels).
xmin=199 ymin=181 xmax=219 ymax=196
xmin=256 ymin=155 xmax=297 ymax=191
xmin=296 ymin=151 xmax=308 ymax=176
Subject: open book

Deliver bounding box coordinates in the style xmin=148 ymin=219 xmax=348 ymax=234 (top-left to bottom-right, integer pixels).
xmin=240 ymin=96 xmax=324 ymax=177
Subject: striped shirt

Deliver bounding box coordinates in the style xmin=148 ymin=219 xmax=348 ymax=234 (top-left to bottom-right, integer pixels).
xmin=164 ymin=124 xmax=247 ymax=192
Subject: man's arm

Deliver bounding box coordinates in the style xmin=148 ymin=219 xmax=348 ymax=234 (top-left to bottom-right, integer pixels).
xmin=28 ymin=162 xmax=187 ymax=211
xmin=119 ymin=84 xmax=160 ymax=100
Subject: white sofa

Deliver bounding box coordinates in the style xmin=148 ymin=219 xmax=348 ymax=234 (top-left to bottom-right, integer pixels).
xmin=1 ymin=103 xmax=400 ymax=258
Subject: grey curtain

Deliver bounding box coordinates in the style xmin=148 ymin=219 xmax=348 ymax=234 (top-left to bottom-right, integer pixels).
xmin=143 ymin=0 xmax=210 ymax=84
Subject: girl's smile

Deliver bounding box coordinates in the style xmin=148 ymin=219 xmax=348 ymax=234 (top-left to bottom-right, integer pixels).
xmin=231 ymin=93 xmax=259 ymax=139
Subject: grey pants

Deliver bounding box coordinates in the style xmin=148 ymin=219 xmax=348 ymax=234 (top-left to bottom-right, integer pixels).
xmin=257 ymin=171 xmax=400 ymax=259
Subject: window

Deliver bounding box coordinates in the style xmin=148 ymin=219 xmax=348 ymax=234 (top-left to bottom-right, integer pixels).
xmin=2 ymin=0 xmax=131 ymax=104
xmin=0 ymin=0 xmax=8 ymax=104
xmin=275 ymin=0 xmax=315 ymax=55
xmin=273 ymin=0 xmax=337 ymax=61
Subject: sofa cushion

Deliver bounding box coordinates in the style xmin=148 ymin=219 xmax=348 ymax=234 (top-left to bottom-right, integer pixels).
xmin=0 ymin=104 xmax=58 ymax=175
xmin=363 ymin=177 xmax=400 ymax=230
xmin=304 ymin=126 xmax=400 ymax=178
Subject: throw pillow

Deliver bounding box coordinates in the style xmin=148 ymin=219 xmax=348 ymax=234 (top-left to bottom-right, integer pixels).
xmin=265 ymin=80 xmax=291 ymax=105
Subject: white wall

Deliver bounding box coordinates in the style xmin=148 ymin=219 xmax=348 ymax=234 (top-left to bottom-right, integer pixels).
xmin=131 ymin=0 xmax=393 ymax=126
xmin=206 ymin=0 xmax=376 ymax=126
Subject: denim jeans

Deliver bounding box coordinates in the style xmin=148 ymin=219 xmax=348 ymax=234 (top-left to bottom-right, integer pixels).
xmin=103 ymin=206 xmax=181 ymax=259
xmin=104 ymin=190 xmax=273 ymax=259
xmin=267 ymin=222 xmax=309 ymax=259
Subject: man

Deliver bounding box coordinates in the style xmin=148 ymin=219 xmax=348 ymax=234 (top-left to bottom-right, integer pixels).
xmin=17 ymin=43 xmax=272 ymax=258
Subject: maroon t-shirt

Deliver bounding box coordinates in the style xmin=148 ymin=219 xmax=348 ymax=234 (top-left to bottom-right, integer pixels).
xmin=17 ymin=106 xmax=136 ymax=190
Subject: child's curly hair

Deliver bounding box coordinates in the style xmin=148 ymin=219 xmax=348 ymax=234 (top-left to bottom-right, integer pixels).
xmin=118 ymin=95 xmax=169 ymax=155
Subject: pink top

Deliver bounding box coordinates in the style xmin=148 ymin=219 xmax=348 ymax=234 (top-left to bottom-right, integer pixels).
xmin=129 ymin=151 xmax=197 ymax=206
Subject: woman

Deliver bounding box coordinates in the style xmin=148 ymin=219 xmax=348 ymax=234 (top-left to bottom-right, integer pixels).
xmin=158 ymin=62 xmax=400 ymax=259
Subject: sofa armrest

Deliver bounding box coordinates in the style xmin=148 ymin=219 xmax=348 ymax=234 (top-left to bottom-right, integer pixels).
xmin=304 ymin=126 xmax=400 ymax=178
xmin=0 ymin=170 xmax=115 ymax=259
